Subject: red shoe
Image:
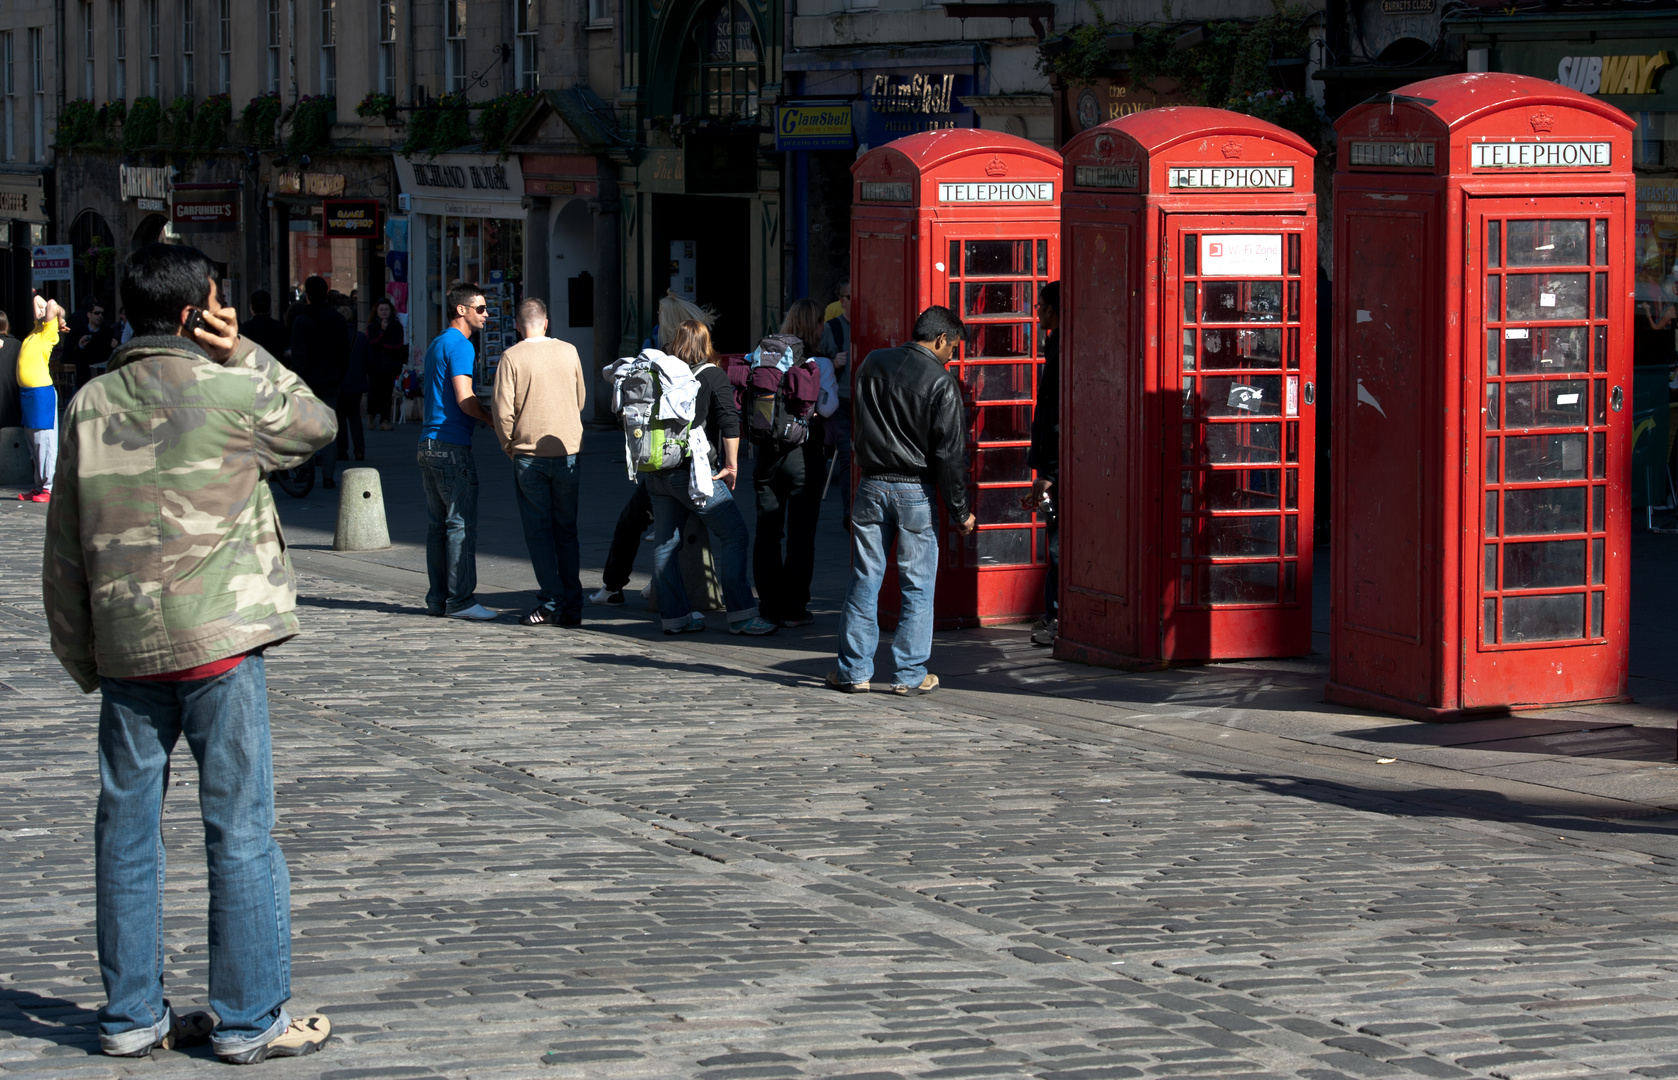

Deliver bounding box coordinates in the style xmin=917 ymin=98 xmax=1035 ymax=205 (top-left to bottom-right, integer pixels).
xmin=28 ymin=491 xmax=50 ymax=503
xmin=16 ymin=490 xmax=38 ymax=501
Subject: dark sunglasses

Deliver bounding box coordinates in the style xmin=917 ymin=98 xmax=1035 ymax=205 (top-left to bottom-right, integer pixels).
xmin=471 ymin=304 xmax=488 ymax=314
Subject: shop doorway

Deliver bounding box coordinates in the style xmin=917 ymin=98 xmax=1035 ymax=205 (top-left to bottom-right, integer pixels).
xmin=652 ymin=194 xmax=752 ymax=352
xmin=550 ymin=198 xmax=596 ymax=413
xmin=70 ymin=211 xmax=118 ymax=311
xmin=425 ymin=213 xmax=525 ymax=385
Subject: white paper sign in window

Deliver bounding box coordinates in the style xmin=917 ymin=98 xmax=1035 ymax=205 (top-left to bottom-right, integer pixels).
xmin=1199 ymin=234 xmax=1282 ymax=278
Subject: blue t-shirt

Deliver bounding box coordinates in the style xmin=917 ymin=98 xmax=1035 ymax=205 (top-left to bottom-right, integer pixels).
xmin=422 ymin=328 xmax=477 ymax=445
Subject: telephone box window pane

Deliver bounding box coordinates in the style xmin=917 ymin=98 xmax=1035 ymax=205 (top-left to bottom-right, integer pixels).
xmin=1286 ymin=422 xmax=1298 ymax=463
xmin=1591 ymin=590 xmax=1604 ymax=637
xmin=976 ymin=528 xmax=1032 ymax=566
xmin=1595 ymin=220 xmax=1607 ymax=264
xmin=1488 ymin=221 xmax=1501 ymax=268
xmin=965 ymin=322 xmax=1032 ymax=359
xmin=1506 ymin=220 xmax=1588 ymax=266
xmin=965 ymin=240 xmax=1031 ymax=276
xmin=964 ymin=281 xmax=1033 ymax=318
xmin=1036 ymin=239 xmax=1047 ymax=274
xmin=1487 ymin=330 xmax=1500 ymax=376
xmin=1486 ymin=437 xmax=1500 ymax=483
xmin=1506 ymin=273 xmax=1588 ymax=320
xmin=1182 ymin=376 xmax=1195 ymax=417
xmin=1287 ymin=280 xmax=1299 ymax=321
xmin=1201 ymin=281 xmax=1282 ymax=323
xmin=1210 ymin=516 xmax=1279 ymax=557
xmin=1503 ymin=540 xmax=1585 ymax=589
xmin=1182 ymin=330 xmax=1196 ymax=371
xmin=1287 ymin=233 xmax=1301 ymax=276
xmin=1283 ymin=561 xmax=1296 ymax=602
xmin=1486 ymin=384 xmax=1500 ymax=429
xmin=975 ymin=446 xmax=1030 ymax=482
xmin=1285 ymin=515 xmax=1297 ymax=556
xmin=948 ymin=283 xmax=959 ymax=311
xmin=1505 ymin=326 xmax=1586 ymax=374
xmin=1184 ymin=235 xmax=1197 ymax=275
xmin=1594 ymin=326 xmax=1607 ymax=371
xmin=1200 ymin=327 xmax=1281 ymax=368
xmin=1487 ymin=275 xmax=1501 ymax=322
xmin=1202 ymin=562 xmax=1278 ymax=604
xmin=1287 ymin=329 xmax=1299 ymax=370
xmin=1486 ymin=491 xmax=1498 ymax=536
xmin=1202 ymin=375 xmax=1282 ymax=417
xmin=1505 ymin=379 xmax=1586 ymax=428
xmin=1593 ymin=378 xmax=1608 ymax=425
xmin=1181 ymin=516 xmax=1194 ymax=556
xmin=1593 ymin=431 xmax=1607 ymax=479
xmin=1181 ymin=424 xmax=1195 ymax=464
xmin=1505 ymin=433 xmax=1585 ymax=481
xmin=1592 ymin=537 xmax=1604 ymax=584
xmin=1206 ymin=422 xmax=1280 ymax=464
xmin=949 ymin=241 xmax=959 ymax=270
xmin=1485 ymin=599 xmax=1498 ymax=643
xmin=1285 ymin=468 xmax=1298 ymax=509
xmin=1180 ymin=564 xmax=1194 ymax=603
xmin=965 ymin=363 xmax=1034 ymax=402
xmin=1504 ymin=487 xmax=1585 ymax=535
xmin=972 ymin=405 xmax=1032 ymax=443
xmin=1183 ymin=282 xmax=1197 ymax=324
xmin=977 ymin=487 xmax=1033 ymax=524
xmin=1205 ymin=468 xmax=1279 ymax=510
xmin=1485 ymin=544 xmax=1497 ymax=590
xmin=1593 ymin=485 xmax=1605 ymax=531
xmin=1594 ymin=272 xmax=1607 ymax=319
xmin=1503 ymin=593 xmax=1584 ymax=642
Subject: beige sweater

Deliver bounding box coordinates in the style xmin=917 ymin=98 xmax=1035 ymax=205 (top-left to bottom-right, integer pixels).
xmin=493 ymin=337 xmax=587 ymax=457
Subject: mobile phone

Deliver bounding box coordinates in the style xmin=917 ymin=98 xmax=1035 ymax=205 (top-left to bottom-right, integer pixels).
xmin=183 ymin=308 xmax=204 ymax=336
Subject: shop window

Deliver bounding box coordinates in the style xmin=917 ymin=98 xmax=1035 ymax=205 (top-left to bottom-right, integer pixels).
xmin=682 ymin=0 xmax=760 ymax=121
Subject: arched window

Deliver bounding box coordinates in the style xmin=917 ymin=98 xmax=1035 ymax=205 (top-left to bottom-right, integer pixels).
xmin=682 ymin=0 xmax=760 ymax=120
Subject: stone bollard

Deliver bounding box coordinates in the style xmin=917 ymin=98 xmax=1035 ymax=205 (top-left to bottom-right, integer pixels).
xmin=647 ymin=515 xmax=725 ymax=614
xmin=0 ymin=428 xmax=30 ymax=487
xmin=333 ymin=468 xmax=391 ymax=551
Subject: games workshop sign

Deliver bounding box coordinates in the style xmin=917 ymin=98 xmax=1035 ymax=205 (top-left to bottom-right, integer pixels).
xmin=323 ymin=199 xmax=380 ymax=238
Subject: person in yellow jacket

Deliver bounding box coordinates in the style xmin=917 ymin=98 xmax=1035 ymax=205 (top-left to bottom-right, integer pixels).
xmin=19 ymin=294 xmax=65 ymax=503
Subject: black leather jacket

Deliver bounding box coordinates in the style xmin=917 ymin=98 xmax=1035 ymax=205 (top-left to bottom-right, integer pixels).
xmin=852 ymin=341 xmax=971 ymax=522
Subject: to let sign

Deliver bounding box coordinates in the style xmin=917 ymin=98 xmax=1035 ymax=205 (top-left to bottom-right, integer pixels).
xmin=30 ymin=245 xmax=73 ymax=283
xmin=323 ymin=200 xmax=380 ymax=238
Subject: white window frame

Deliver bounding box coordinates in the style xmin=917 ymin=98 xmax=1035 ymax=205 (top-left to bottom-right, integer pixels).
xmin=516 ymin=0 xmax=538 ymax=90
xmin=113 ymin=0 xmax=126 ymax=100
xmin=84 ymin=1 xmax=97 ymax=98
xmin=218 ymin=0 xmax=231 ymax=93
xmin=266 ymin=0 xmax=281 ymax=94
xmin=445 ymin=0 xmax=465 ymax=94
xmin=2 ymin=33 xmax=13 ymax=162
xmin=145 ymin=0 xmax=159 ymax=97
xmin=181 ymin=0 xmax=195 ymax=99
xmin=377 ymin=0 xmax=396 ymax=96
xmin=318 ymin=0 xmax=335 ymax=97
xmin=29 ymin=29 xmax=41 ymax=163
xmin=588 ymin=0 xmax=612 ymax=28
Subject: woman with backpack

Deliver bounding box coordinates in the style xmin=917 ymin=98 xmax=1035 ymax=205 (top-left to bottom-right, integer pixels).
xmin=749 ymin=299 xmax=839 ymax=626
xmin=643 ymin=320 xmax=778 ymax=637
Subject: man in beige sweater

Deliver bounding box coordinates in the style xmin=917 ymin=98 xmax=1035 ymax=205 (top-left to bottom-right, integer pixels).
xmin=494 ymin=298 xmax=588 ymax=626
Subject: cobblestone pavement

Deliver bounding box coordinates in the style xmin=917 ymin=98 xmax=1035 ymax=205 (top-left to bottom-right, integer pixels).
xmin=3 ymin=493 xmax=1678 ymax=1080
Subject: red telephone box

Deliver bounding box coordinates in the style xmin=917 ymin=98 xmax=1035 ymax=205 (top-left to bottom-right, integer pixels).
xmin=1328 ymin=73 xmax=1636 ymax=720
xmin=1055 ymin=108 xmax=1319 ymax=667
xmin=850 ymin=129 xmax=1063 ymax=627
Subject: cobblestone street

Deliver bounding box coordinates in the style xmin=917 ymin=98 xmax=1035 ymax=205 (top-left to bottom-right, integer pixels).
xmin=4 ymin=433 xmax=1678 ymax=1079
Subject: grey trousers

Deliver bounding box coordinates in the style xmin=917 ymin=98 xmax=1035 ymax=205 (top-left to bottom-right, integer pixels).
xmin=27 ymin=427 xmax=56 ymax=492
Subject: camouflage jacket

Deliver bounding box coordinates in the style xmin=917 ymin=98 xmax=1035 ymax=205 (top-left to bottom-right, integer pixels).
xmin=43 ymin=334 xmax=337 ymax=691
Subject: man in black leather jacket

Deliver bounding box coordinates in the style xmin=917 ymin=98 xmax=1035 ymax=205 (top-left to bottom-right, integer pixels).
xmin=829 ymin=305 xmax=976 ymax=697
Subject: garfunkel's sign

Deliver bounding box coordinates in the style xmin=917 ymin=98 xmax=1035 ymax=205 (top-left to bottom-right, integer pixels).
xmin=120 ymin=165 xmax=174 ymax=201
xmin=1470 ymin=141 xmax=1612 ymax=169
xmin=1167 ymin=166 xmax=1294 ymax=189
xmin=937 ymin=181 xmax=1054 ymax=203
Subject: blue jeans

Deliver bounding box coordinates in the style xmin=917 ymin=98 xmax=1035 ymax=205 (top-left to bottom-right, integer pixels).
xmin=417 ymin=438 xmax=479 ymax=614
xmin=513 ymin=454 xmax=583 ymax=617
xmin=96 ymin=655 xmax=292 ymax=1058
xmin=837 ymin=479 xmax=940 ymax=687
xmin=645 ymin=468 xmax=760 ymax=630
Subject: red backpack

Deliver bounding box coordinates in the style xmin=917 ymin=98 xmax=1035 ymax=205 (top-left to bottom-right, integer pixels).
xmin=745 ymin=335 xmax=822 ymax=448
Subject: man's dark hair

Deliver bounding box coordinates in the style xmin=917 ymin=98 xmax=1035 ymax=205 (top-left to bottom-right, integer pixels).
xmin=838 ymin=276 xmax=851 ymax=292
xmin=0 ymin=311 xmax=9 ymax=335
xmin=912 ymin=305 xmax=963 ymax=344
xmin=303 ymin=276 xmax=329 ymax=304
xmin=250 ymin=289 xmax=272 ymax=315
xmin=120 ymin=244 xmax=217 ymax=337
xmin=446 ymin=282 xmax=484 ymax=320
xmin=1039 ymin=281 xmax=1059 ymax=312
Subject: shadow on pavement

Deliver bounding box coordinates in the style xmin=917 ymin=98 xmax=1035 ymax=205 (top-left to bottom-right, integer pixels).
xmin=0 ymin=988 xmax=102 ymax=1055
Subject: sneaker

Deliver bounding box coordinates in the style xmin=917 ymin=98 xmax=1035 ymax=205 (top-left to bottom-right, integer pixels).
xmin=640 ymin=583 xmax=654 ymax=600
xmin=446 ymin=603 xmax=499 ymax=621
xmin=105 ymin=1008 xmax=215 ymax=1057
xmin=28 ymin=491 xmax=50 ymax=503
xmin=1031 ymin=617 xmax=1058 ymax=647
xmin=825 ymin=671 xmax=869 ymax=694
xmin=217 ymin=1014 xmax=331 ymax=1065
xmin=729 ymin=616 xmax=779 ymax=636
xmin=16 ymin=489 xmax=38 ymax=501
xmin=891 ymin=674 xmax=940 ymax=696
xmin=778 ymin=611 xmax=815 ymax=628
xmin=664 ymin=613 xmax=706 ymax=635
xmin=520 ymin=602 xmax=560 ymax=626
xmin=589 ymin=588 xmax=625 ymax=606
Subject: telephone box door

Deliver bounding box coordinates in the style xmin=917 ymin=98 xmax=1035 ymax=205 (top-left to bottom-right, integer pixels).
xmin=1163 ymin=215 xmax=1316 ymax=658
xmin=1462 ymin=198 xmax=1629 ymax=707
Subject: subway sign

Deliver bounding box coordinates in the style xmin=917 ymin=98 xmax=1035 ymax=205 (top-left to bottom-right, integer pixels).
xmin=1470 ymin=141 xmax=1613 ymax=169
xmin=1556 ymin=51 xmax=1673 ymax=96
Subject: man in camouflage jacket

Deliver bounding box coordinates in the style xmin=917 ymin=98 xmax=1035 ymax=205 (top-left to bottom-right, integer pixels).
xmin=42 ymin=244 xmax=337 ymax=1064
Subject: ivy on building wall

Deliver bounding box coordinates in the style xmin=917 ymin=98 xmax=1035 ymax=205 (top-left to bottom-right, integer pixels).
xmin=162 ymin=97 xmax=195 ymax=148
xmin=476 ymin=91 xmax=541 ymax=156
xmin=400 ymin=93 xmax=472 ymax=159
xmin=55 ymin=100 xmax=103 ymax=148
xmin=122 ymin=97 xmax=162 ymax=153
xmin=355 ymin=92 xmax=398 ymax=121
xmin=240 ymin=93 xmax=283 ymax=147
xmin=286 ymin=96 xmax=336 ymax=156
xmin=190 ymin=94 xmax=232 ymax=150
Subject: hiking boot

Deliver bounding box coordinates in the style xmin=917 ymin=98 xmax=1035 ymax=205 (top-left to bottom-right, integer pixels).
xmin=729 ymin=617 xmax=779 ymax=636
xmin=520 ymin=602 xmax=560 ymax=626
xmin=217 ymin=1014 xmax=331 ymax=1065
xmin=664 ymin=613 xmax=706 ymax=635
xmin=1030 ymin=616 xmax=1058 ymax=647
xmin=589 ymin=588 xmax=625 ymax=606
xmin=891 ymin=674 xmax=939 ymax=696
xmin=825 ymin=671 xmax=869 ymax=694
xmin=103 ymin=1008 xmax=215 ymax=1057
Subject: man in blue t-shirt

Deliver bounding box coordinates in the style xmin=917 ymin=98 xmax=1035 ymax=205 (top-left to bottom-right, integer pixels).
xmin=417 ymin=282 xmax=497 ymax=620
